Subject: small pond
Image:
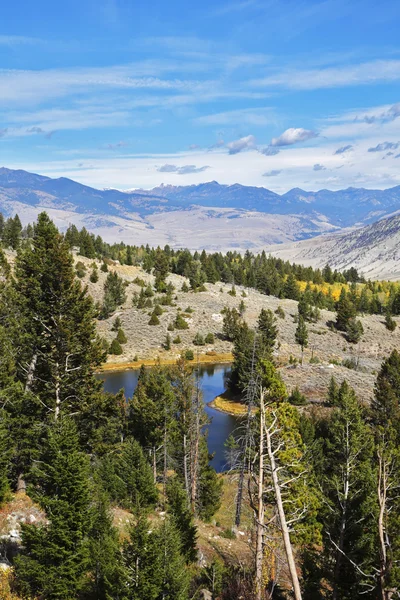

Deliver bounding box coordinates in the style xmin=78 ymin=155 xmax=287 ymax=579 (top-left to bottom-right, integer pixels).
xmin=98 ymin=363 xmax=238 ymax=472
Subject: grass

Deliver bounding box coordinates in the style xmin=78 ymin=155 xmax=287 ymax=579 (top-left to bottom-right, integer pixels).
xmin=99 ymin=352 xmax=233 ymax=372
xmin=209 ymin=389 xmax=248 ymax=416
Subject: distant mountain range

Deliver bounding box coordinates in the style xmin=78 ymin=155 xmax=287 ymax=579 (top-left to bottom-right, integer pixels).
xmin=2 ymin=167 xmax=400 ymax=259
xmin=266 ymin=212 xmax=400 ymax=280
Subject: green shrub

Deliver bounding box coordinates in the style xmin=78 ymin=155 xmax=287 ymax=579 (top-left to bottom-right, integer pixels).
xmin=275 ymin=306 xmax=285 ymax=319
xmin=174 ymin=313 xmax=189 ymax=330
xmin=144 ymin=284 xmax=154 ymax=297
xmin=153 ymin=304 xmax=163 ymax=316
xmin=342 ymin=357 xmax=357 ymax=370
xmin=164 ymin=334 xmax=171 ymax=350
xmin=116 ymin=328 xmax=127 ymax=344
xmin=185 ymin=350 xmax=194 ymax=361
xmin=173 ymin=336 xmax=182 ymax=344
xmin=167 ymin=323 xmax=175 ymax=331
xmin=221 ymin=528 xmax=236 ymax=540
xmin=75 ymin=261 xmax=86 ymax=278
xmin=288 ymin=386 xmax=307 ymax=405
xmin=133 ymin=277 xmax=146 ymax=287
xmin=181 ymin=281 xmax=189 ymax=292
xmin=148 ymin=313 xmax=160 ymax=326
xmin=111 ymin=316 xmax=122 ymax=332
xmin=227 ymin=285 xmax=236 ymax=297
xmin=109 ymin=339 xmax=123 ymax=355
xmin=100 ymin=262 xmax=108 ymax=272
xmin=89 ymin=267 xmax=99 ymax=283
xmin=185 ymin=306 xmax=194 ymax=313
xmin=205 ymin=333 xmax=215 ymax=344
xmin=144 ymin=298 xmax=153 ymax=308
xmin=193 ymin=332 xmax=205 ymax=346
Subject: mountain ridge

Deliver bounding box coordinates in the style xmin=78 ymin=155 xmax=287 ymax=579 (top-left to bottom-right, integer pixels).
xmin=2 ymin=167 xmax=400 ymax=257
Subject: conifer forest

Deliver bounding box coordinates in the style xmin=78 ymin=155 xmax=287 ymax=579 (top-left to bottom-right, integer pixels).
xmin=0 ymin=212 xmax=400 ymax=600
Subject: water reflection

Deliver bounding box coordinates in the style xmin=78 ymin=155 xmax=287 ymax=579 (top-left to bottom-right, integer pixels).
xmin=97 ymin=363 xmax=237 ymax=472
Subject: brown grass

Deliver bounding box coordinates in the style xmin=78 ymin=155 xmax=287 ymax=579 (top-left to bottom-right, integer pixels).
xmin=99 ymin=352 xmax=233 ymax=372
xmin=209 ymin=389 xmax=249 ymax=416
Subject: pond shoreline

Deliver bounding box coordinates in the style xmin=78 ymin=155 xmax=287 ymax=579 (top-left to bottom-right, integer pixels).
xmin=98 ymin=352 xmax=233 ymax=373
xmin=208 ymin=390 xmax=247 ymax=417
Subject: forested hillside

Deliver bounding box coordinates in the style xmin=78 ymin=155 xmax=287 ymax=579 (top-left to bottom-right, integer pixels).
xmin=1 ymin=213 xmax=400 ymax=599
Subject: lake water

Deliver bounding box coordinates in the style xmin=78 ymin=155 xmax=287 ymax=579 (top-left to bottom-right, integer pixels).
xmin=97 ymin=364 xmax=237 ymax=472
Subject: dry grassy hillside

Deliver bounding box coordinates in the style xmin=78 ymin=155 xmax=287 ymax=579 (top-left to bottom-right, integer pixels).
xmin=70 ymin=254 xmax=400 ymax=404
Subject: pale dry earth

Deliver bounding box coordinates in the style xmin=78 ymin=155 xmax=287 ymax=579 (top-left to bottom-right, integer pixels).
xmin=71 ymin=255 xmax=399 ymax=404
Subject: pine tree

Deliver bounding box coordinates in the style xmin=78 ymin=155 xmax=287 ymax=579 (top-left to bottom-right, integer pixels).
xmin=336 ymin=288 xmax=356 ymax=331
xmin=283 ymin=273 xmax=300 ymax=300
xmin=321 ymin=383 xmax=375 ymax=600
xmin=123 ymin=515 xmax=189 ymax=600
xmin=3 ymin=214 xmax=22 ymax=250
xmin=257 ymin=308 xmax=278 ymax=355
xmin=85 ymin=488 xmax=128 ymax=600
xmin=14 ymin=418 xmax=92 ymax=599
xmin=109 ymin=338 xmax=123 ymax=355
xmin=101 ymin=271 xmax=127 ymax=318
xmin=327 ymin=375 xmax=339 ymax=406
xmin=153 ymin=248 xmax=170 ymax=292
xmin=385 ymin=312 xmax=397 ymax=332
xmin=346 ymin=317 xmax=363 ymax=343
xmin=12 ymin=212 xmax=105 ymax=424
xmin=0 ymin=411 xmax=10 ymax=505
xmin=370 ymin=350 xmax=400 ymax=598
xmin=117 ymin=328 xmax=127 ymax=344
xmin=295 ymin=315 xmax=308 ymax=364
xmin=166 ymin=476 xmax=197 ymax=563
xmin=123 ymin=514 xmax=162 ymax=600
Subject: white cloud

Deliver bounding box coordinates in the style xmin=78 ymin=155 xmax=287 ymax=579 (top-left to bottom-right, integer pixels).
xmin=313 ymin=163 xmax=326 ymax=171
xmin=263 ymin=170 xmax=281 ymax=177
xmin=227 ymin=134 xmax=256 ymax=154
xmin=271 ymin=128 xmax=317 ymax=147
xmin=157 ymin=164 xmax=210 ymax=174
xmin=252 ymin=60 xmax=400 ymax=90
xmin=334 ymin=144 xmax=353 ymax=155
xmin=368 ymin=141 xmax=400 ymax=153
xmin=194 ymin=107 xmax=274 ymax=126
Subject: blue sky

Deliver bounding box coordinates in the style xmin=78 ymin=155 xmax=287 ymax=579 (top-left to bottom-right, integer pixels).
xmin=1 ymin=0 xmax=400 ymax=191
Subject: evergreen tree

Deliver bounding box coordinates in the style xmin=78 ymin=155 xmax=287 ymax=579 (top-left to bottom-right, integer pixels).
xmin=257 ymin=308 xmax=278 ymax=355
xmin=123 ymin=515 xmax=189 ymax=600
xmin=166 ymin=476 xmax=197 ymax=563
xmin=117 ymin=328 xmax=128 ymax=344
xmin=385 ymin=312 xmax=397 ymax=332
xmin=336 ymin=288 xmax=356 ymax=331
xmin=327 ymin=375 xmax=339 ymax=406
xmin=229 ymin=322 xmax=255 ymax=393
xmin=3 ymin=214 xmax=22 ymax=250
xmin=370 ymin=350 xmax=400 ymax=598
xmin=153 ymin=248 xmax=170 ymax=292
xmin=283 ymin=273 xmax=300 ymax=300
xmin=346 ymin=317 xmax=364 ymax=343
xmin=11 ymin=212 xmax=106 ymax=428
xmin=320 ymin=383 xmax=375 ymax=600
xmin=101 ymin=271 xmax=127 ymax=318
xmin=0 ymin=411 xmax=10 ymax=505
xmin=14 ymin=418 xmax=92 ymax=599
xmin=85 ymin=488 xmax=128 ymax=600
xmin=109 ymin=338 xmax=123 ymax=355
xmin=295 ymin=315 xmax=308 ymax=364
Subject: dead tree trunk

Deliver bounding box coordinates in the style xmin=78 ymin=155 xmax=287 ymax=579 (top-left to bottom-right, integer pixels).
xmin=255 ymin=391 xmax=265 ymax=600
xmin=264 ymin=409 xmax=303 ymax=600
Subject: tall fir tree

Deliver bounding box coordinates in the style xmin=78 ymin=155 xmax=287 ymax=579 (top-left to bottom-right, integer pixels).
xmin=14 ymin=418 xmax=92 ymax=599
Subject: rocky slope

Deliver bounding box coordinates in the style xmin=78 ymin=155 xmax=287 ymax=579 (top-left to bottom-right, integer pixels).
xmin=266 ymin=212 xmax=400 ymax=280
xmin=4 ymin=167 xmax=400 ymax=251
xmin=59 ymin=254 xmax=397 ymax=405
